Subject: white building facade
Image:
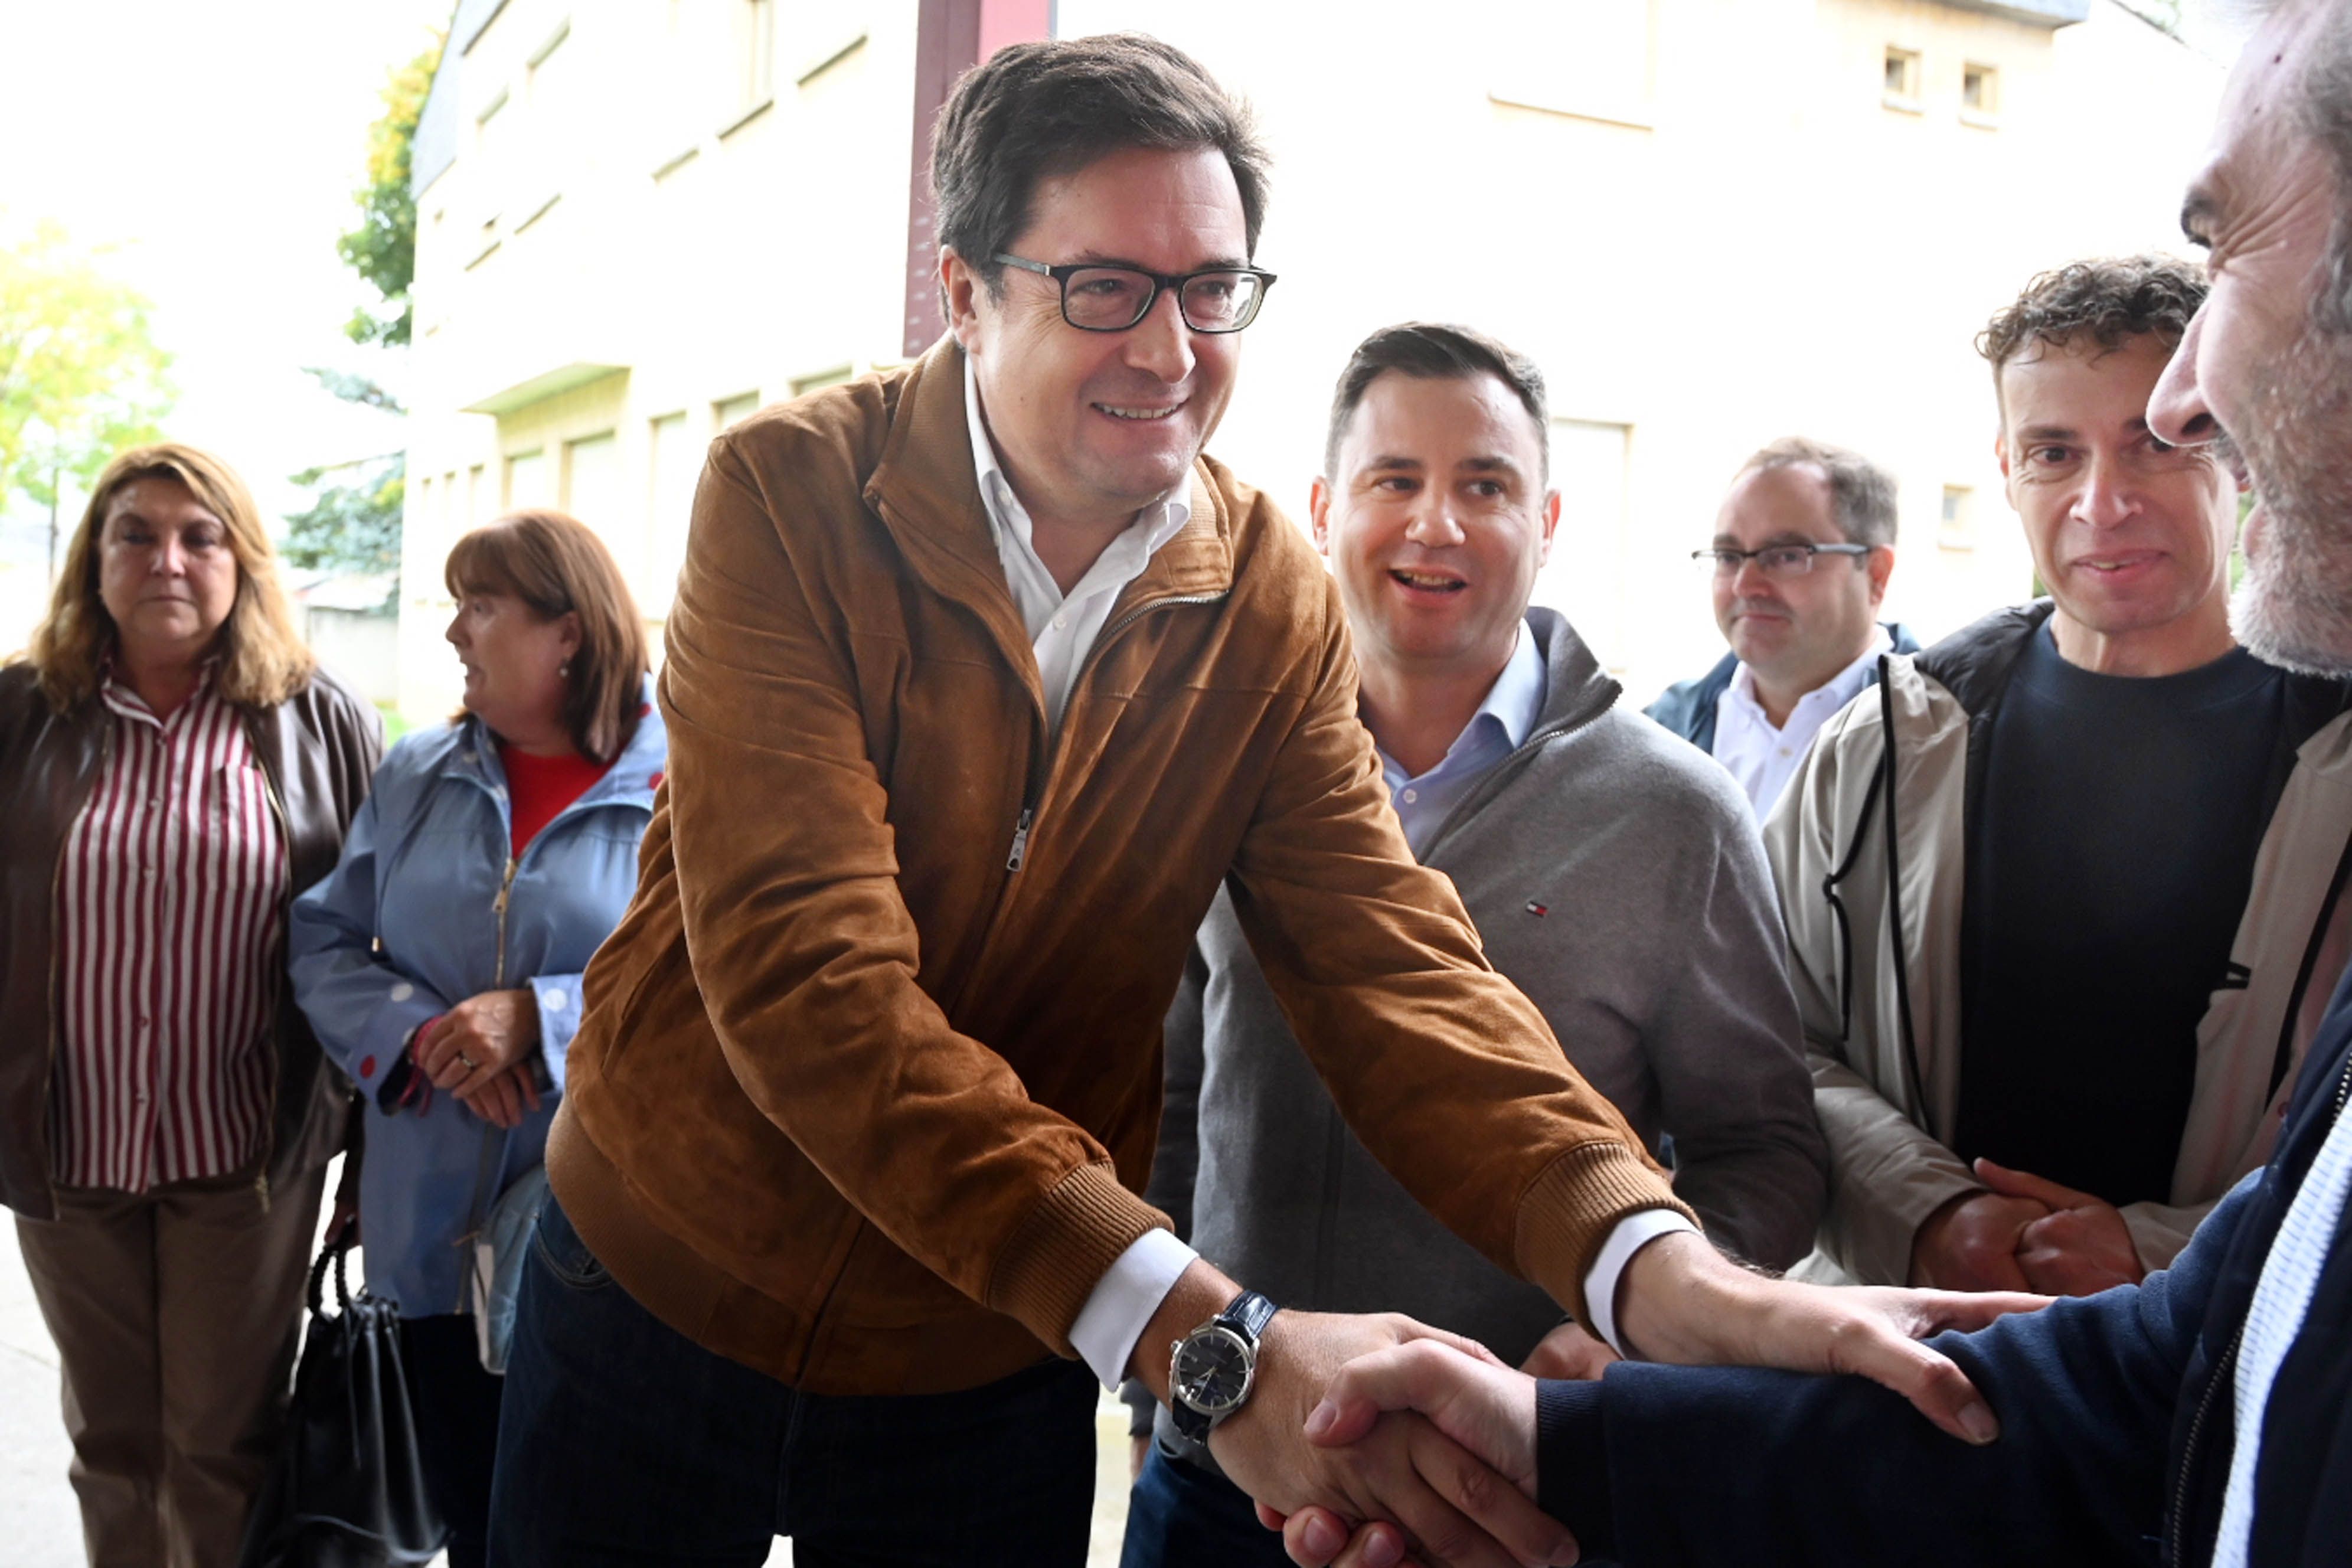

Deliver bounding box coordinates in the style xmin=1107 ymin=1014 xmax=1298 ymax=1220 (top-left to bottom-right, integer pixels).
xmin=398 ymin=0 xmax=2223 ymax=721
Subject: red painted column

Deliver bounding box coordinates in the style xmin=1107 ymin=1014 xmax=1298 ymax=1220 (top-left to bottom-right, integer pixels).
xmin=901 ymin=0 xmax=1055 ymax=357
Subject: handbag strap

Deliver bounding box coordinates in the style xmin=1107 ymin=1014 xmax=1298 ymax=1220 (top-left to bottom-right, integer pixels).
xmin=306 ymin=1218 xmax=358 ymax=1318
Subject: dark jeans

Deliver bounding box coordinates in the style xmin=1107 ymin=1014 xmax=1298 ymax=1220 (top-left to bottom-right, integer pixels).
xmin=1119 ymin=1442 xmax=1289 ymax=1568
xmin=400 ymin=1313 xmax=504 ymax=1568
xmin=486 ymin=1193 xmax=1100 ymax=1567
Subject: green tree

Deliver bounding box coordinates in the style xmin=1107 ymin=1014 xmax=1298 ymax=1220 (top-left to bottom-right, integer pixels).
xmin=337 ymin=38 xmax=442 ymax=347
xmin=0 ymin=223 xmax=174 ymax=563
xmin=282 ymin=456 xmax=403 ymax=580
xmin=286 ymin=32 xmax=442 ymax=587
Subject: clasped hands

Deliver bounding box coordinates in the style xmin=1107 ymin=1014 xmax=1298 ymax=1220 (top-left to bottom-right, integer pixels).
xmin=1191 ymin=1233 xmax=2043 ymax=1568
xmin=1909 ymin=1157 xmax=2144 ymax=1296
xmin=409 ymin=988 xmax=544 ymax=1128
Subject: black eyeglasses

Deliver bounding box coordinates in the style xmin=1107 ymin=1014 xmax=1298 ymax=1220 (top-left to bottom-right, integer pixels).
xmin=1693 ymin=542 xmax=1875 ymax=580
xmin=993 ymin=253 xmax=1277 ymax=334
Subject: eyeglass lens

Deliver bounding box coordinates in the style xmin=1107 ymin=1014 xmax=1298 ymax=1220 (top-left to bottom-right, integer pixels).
xmin=1706 ymin=547 xmax=1822 ymax=579
xmin=1062 ymin=267 xmax=1263 ymax=332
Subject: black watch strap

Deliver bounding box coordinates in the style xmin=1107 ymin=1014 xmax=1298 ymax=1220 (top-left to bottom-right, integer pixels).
xmin=1220 ymin=1288 xmax=1278 ymax=1340
xmin=1170 ymin=1289 xmax=1279 ymax=1444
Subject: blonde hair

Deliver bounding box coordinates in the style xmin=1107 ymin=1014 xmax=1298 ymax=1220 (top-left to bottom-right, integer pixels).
xmin=25 ymin=443 xmax=315 ymax=712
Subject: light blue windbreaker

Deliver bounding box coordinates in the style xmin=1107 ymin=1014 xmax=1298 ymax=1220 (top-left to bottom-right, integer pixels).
xmin=289 ymin=685 xmax=665 ymax=1316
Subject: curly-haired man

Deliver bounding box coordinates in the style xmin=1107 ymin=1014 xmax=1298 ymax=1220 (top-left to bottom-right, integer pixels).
xmin=1769 ymin=256 xmax=2352 ymax=1299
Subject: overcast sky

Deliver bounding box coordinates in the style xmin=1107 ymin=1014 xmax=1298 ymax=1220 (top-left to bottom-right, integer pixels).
xmin=0 ymin=0 xmax=449 ymax=565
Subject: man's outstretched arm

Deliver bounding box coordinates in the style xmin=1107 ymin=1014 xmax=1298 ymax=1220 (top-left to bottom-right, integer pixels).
xmin=1285 ymin=1178 xmax=2249 ymax=1568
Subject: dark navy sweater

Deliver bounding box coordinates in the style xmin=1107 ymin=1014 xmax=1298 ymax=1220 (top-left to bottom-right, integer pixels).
xmin=1536 ymin=963 xmax=2352 ymax=1567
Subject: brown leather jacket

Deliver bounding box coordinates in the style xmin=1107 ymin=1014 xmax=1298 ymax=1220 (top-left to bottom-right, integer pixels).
xmin=0 ymin=661 xmax=383 ymax=1219
xmin=553 ymin=338 xmax=1687 ymax=1396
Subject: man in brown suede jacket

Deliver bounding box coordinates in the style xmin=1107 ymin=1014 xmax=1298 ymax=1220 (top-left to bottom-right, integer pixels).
xmin=486 ymin=34 xmax=2030 ymax=1568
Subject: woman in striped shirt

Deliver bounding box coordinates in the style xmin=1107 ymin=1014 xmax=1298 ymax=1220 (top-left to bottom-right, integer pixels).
xmin=0 ymin=443 xmax=381 ymax=1566
xmin=290 ymin=511 xmax=663 ymax=1568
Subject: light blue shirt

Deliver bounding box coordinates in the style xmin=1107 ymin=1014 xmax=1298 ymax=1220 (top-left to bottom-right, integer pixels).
xmin=1378 ymin=620 xmax=1547 ymax=858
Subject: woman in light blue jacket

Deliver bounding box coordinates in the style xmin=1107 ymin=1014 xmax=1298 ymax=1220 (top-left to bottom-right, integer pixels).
xmin=290 ymin=511 xmax=663 ymax=1568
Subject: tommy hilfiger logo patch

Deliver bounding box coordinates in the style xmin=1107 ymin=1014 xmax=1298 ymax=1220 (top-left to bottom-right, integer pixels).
xmin=1525 ymin=900 xmax=1548 ymax=917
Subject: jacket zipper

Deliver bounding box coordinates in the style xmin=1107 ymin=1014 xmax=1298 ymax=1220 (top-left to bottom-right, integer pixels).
xmin=492 ymin=856 xmax=517 ymax=988
xmin=999 ymin=590 xmax=1227 ymax=876
xmin=2168 ymin=1321 xmax=2243 ymax=1568
xmin=2165 ymin=1050 xmax=2352 ymax=1563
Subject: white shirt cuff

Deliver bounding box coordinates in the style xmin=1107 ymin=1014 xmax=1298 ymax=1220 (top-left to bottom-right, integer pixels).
xmin=1068 ymin=1229 xmax=1198 ymax=1390
xmin=1582 ymin=1208 xmax=1701 ymax=1357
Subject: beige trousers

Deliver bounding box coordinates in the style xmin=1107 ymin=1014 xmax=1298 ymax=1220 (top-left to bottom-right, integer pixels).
xmin=15 ymin=1165 xmax=324 ymax=1568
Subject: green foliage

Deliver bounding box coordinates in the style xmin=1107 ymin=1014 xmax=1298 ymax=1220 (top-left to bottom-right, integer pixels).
xmin=283 ymin=455 xmax=403 ymax=578
xmin=0 ymin=222 xmax=173 ymax=515
xmin=337 ymin=37 xmax=443 ymax=347
xmin=305 ymin=365 xmax=406 ymax=416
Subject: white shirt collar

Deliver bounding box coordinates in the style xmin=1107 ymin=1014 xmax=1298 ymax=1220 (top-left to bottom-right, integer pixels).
xmin=963 ymin=354 xmax=1193 ymax=568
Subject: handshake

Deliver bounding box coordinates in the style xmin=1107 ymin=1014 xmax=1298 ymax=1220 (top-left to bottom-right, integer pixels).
xmin=1155 ymin=1233 xmax=2042 ymax=1568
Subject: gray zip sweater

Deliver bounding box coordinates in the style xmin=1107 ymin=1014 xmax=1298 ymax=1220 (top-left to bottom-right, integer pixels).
xmin=1151 ymin=608 xmax=1827 ymax=1370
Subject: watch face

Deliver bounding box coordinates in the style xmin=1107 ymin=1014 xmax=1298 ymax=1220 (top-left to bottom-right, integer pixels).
xmin=1174 ymin=1325 xmax=1255 ymax=1415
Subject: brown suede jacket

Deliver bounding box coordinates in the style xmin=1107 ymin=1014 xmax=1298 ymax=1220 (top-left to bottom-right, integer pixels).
xmin=0 ymin=661 xmax=382 ymax=1220
xmin=552 ymin=337 xmax=1689 ymax=1396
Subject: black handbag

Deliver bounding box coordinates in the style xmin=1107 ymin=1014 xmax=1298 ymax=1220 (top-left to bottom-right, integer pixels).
xmin=237 ymin=1224 xmax=447 ymax=1568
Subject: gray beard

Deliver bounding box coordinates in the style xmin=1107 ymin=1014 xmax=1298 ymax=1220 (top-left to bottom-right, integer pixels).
xmin=2230 ymin=320 xmax=2352 ymax=678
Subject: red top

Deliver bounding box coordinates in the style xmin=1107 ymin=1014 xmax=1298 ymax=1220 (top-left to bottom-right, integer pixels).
xmin=498 ymin=742 xmax=611 ymax=860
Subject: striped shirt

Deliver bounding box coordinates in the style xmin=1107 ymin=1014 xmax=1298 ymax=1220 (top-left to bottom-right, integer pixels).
xmin=50 ymin=674 xmax=289 ymax=1191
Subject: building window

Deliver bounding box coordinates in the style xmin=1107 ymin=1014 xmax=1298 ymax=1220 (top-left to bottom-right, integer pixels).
xmin=505 ymin=450 xmax=548 ymax=510
xmin=647 ymin=412 xmax=697 ymax=615
xmin=1939 ymin=485 xmax=1976 ymax=551
xmin=563 ymin=432 xmax=620 ymax=527
xmin=1961 ymin=63 xmax=2001 ymax=125
xmin=1883 ymin=47 xmax=1922 ymax=112
xmin=724 ymin=0 xmax=776 ymax=132
xmin=714 ymin=392 xmax=760 ymax=431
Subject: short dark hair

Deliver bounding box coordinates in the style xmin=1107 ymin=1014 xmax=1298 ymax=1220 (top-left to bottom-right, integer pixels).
xmin=1732 ymin=437 xmax=1899 ymax=550
xmin=1976 ymin=256 xmax=2209 ymax=380
xmin=445 ymin=511 xmax=650 ymax=765
xmin=1322 ymin=323 xmax=1549 ymax=480
xmin=930 ymin=34 xmax=1271 ymax=303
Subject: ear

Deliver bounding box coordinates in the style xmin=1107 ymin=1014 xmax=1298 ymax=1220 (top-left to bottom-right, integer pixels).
xmin=554 ymin=610 xmax=583 ymax=662
xmin=942 ymin=246 xmax=985 ymax=353
xmin=1309 ymin=475 xmax=1333 ymax=554
xmin=1866 ymin=544 xmax=1895 ymax=606
xmin=1536 ymin=487 xmax=1563 ymax=566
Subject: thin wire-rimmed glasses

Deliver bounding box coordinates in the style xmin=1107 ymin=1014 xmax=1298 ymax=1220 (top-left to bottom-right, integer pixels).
xmin=1693 ymin=542 xmax=1874 ymax=580
xmin=992 ymin=253 xmax=1278 ymax=334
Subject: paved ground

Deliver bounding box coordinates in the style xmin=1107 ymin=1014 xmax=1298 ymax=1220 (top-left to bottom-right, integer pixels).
xmin=0 ymin=1159 xmax=1136 ymax=1566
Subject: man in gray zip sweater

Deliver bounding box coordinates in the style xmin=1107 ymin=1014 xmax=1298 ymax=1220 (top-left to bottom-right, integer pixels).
xmin=1118 ymin=323 xmax=1828 ymax=1568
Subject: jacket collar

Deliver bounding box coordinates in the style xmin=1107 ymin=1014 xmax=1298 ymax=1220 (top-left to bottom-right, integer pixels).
xmin=1523 ymin=605 xmax=1621 ymax=740
xmin=438 ymin=674 xmax=668 ymax=814
xmin=864 ymin=337 xmax=1237 ymax=637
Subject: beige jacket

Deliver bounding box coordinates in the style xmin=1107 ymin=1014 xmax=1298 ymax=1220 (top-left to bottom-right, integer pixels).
xmin=1764 ymin=603 xmax=2352 ymax=1286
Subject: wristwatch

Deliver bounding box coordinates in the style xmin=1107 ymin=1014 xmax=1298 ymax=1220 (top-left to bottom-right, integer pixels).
xmin=1167 ymin=1289 xmax=1279 ymax=1445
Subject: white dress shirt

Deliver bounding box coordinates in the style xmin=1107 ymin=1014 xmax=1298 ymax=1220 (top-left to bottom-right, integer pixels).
xmin=965 ymin=361 xmax=1191 ymax=731
xmin=1711 ymin=629 xmax=1893 ymax=818
xmin=964 ymin=374 xmax=1690 ymax=1385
